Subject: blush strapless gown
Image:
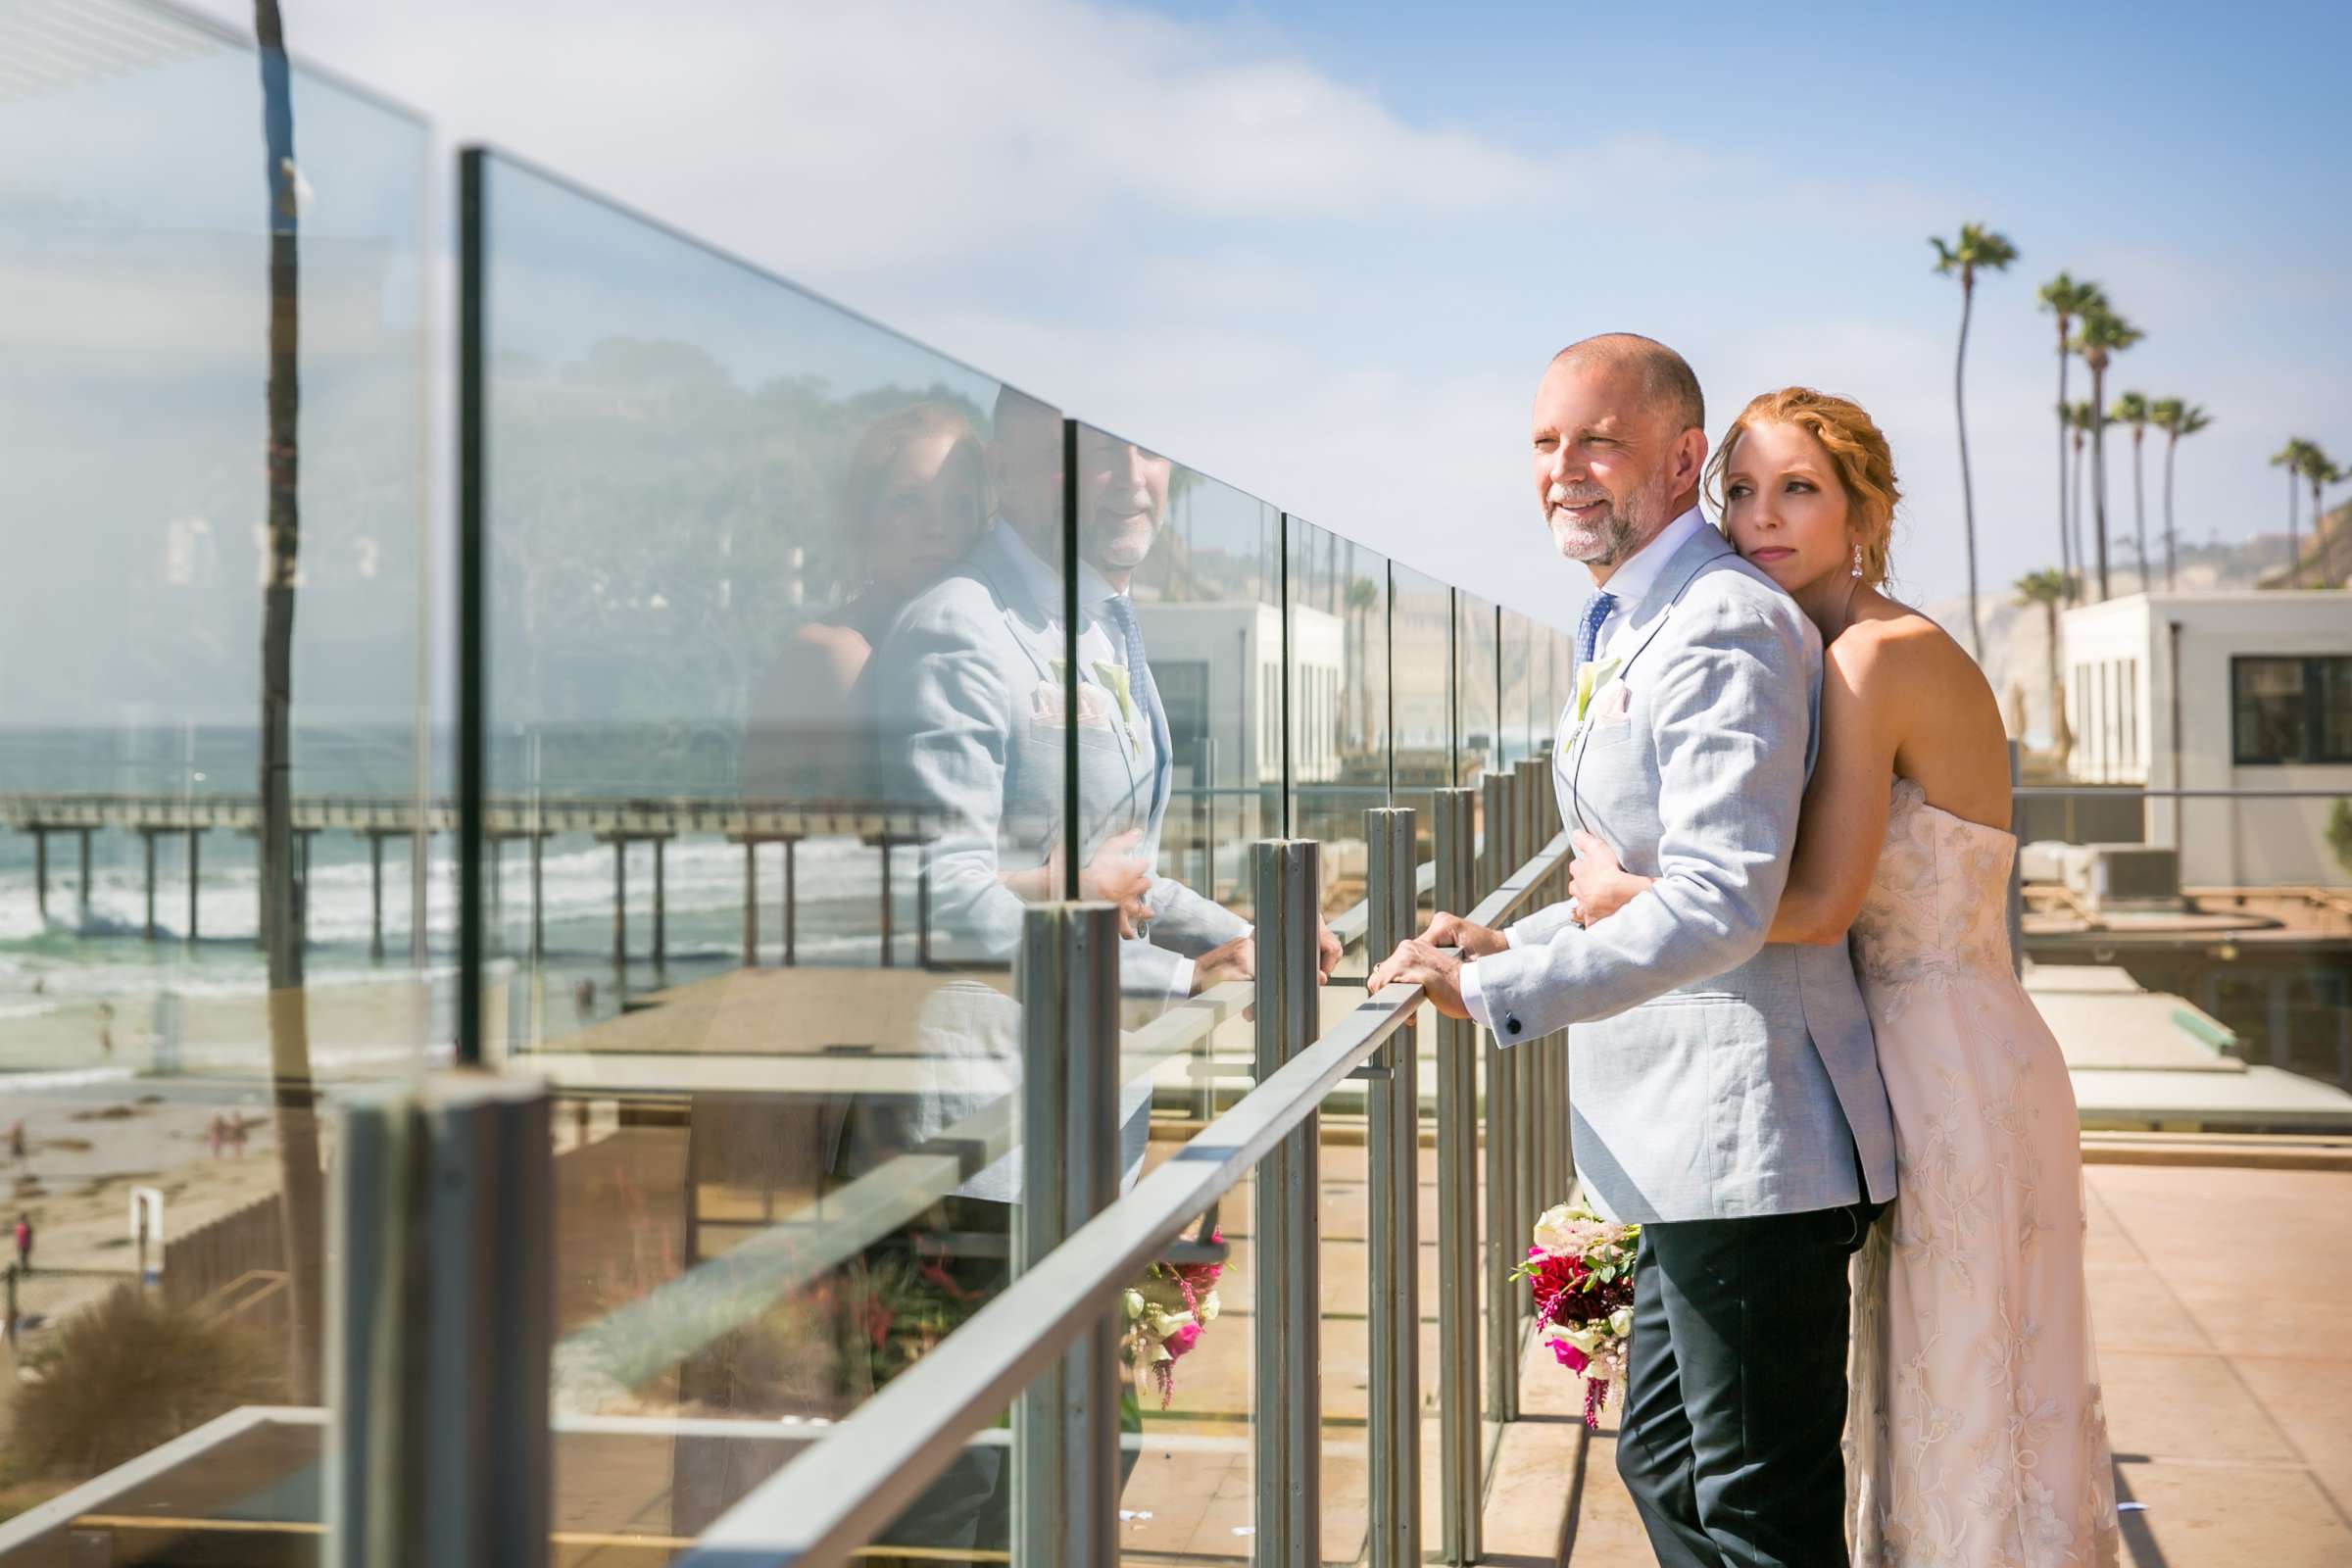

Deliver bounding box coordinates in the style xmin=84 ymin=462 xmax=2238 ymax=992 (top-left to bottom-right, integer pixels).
xmin=1844 ymin=779 xmax=2120 ymax=1568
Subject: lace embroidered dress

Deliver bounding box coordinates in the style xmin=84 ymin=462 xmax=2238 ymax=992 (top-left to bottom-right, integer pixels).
xmin=1845 ymin=779 xmax=2120 ymax=1568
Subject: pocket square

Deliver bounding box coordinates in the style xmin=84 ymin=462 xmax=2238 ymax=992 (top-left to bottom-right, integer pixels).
xmin=1593 ymin=682 xmax=1632 ymax=722
xmin=1031 ymin=681 xmax=1117 ymax=730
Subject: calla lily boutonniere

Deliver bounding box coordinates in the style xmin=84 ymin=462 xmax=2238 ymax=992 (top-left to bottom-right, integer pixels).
xmin=1092 ymin=661 xmax=1140 ymax=744
xmin=1573 ymin=657 xmax=1623 ymax=724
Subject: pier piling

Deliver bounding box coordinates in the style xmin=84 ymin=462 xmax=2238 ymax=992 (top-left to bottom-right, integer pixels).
xmin=738 ymin=838 xmax=759 ymax=967
xmin=368 ymin=832 xmax=386 ymax=959
xmin=782 ymin=837 xmax=798 ymax=967
xmin=652 ymin=837 xmax=666 ymax=972
xmin=185 ymin=829 xmax=201 ymax=943
xmin=141 ymin=828 xmax=159 ymax=940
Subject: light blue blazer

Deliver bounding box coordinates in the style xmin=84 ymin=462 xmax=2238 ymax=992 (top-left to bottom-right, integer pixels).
xmin=1471 ymin=525 xmax=1897 ymax=1224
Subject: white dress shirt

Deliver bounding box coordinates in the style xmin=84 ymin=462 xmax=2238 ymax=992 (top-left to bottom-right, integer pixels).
xmin=1456 ymin=506 xmax=1710 ymax=1028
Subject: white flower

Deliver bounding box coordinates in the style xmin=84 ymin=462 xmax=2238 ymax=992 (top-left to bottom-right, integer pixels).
xmin=1533 ymin=1203 xmax=1607 ymax=1257
xmin=1608 ymin=1306 xmax=1634 ymax=1338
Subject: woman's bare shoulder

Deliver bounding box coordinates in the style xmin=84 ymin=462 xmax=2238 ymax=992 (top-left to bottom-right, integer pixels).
xmin=1825 ymin=598 xmax=1975 ymax=693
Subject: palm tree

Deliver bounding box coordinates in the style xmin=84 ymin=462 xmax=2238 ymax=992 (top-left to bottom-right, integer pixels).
xmin=2072 ymin=303 xmax=2143 ymax=601
xmin=2271 ymin=438 xmax=2318 ymax=587
xmin=2321 ymin=458 xmax=2352 ymax=587
xmin=2148 ymin=400 xmax=2211 ymax=591
xmin=2038 ymin=274 xmax=2104 ymax=601
xmin=2110 ymin=391 xmax=2154 ymax=589
xmin=2064 ymin=400 xmax=2095 ymax=598
xmin=2014 ymin=568 xmax=2074 ymax=765
xmin=1931 ymin=223 xmax=2020 ymax=658
xmin=2297 ymin=444 xmax=2341 ymax=588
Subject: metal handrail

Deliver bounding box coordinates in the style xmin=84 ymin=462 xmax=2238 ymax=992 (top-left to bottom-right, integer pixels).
xmin=672 ymin=828 xmax=1570 ymax=1568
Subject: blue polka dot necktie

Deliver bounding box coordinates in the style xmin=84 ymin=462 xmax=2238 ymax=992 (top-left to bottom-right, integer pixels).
xmin=1577 ymin=591 xmax=1618 ymax=668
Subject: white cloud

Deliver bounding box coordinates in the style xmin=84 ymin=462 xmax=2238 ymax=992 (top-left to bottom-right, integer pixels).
xmin=168 ymin=0 xmax=2352 ymax=629
xmin=193 ymin=0 xmax=1542 ymax=277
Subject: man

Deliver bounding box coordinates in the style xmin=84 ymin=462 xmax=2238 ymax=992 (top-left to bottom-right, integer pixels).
xmin=874 ymin=391 xmax=1269 ymax=1004
xmin=1370 ymin=336 xmax=1895 ymax=1567
xmin=841 ymin=392 xmax=1324 ymax=1552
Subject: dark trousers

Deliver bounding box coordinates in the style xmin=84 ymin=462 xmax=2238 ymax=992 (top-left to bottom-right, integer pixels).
xmin=1616 ymin=1195 xmax=1879 ymax=1568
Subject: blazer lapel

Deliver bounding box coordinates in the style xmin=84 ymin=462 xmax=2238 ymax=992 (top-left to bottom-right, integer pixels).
xmin=1564 ymin=524 xmax=1736 ymax=828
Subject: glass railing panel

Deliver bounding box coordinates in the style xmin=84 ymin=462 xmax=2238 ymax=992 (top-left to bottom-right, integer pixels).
xmin=1082 ymin=425 xmax=1277 ymax=1123
xmin=1533 ymin=625 xmax=1571 ymax=766
xmin=1498 ymin=608 xmax=1533 ymax=767
xmin=1285 ymin=518 xmax=1390 ymax=957
xmin=472 ymin=150 xmax=1091 ymax=1558
xmin=0 ymin=0 xmax=434 ymax=1531
xmin=1455 ymin=592 xmax=1499 ymax=793
xmin=1390 ymin=561 xmax=1454 ymax=884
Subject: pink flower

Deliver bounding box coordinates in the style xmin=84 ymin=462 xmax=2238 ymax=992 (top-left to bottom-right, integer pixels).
xmin=1165 ymin=1322 xmax=1202 ymax=1358
xmin=1550 ymin=1339 xmax=1590 ymax=1374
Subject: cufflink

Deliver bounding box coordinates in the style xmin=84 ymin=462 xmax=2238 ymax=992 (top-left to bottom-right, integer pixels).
xmin=1505 ymin=1017 xmax=1523 ymax=1038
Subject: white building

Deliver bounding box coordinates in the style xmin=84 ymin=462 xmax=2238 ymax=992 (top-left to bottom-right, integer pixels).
xmin=2061 ymin=592 xmax=2352 ymax=887
xmin=1134 ymin=600 xmax=1345 ymax=786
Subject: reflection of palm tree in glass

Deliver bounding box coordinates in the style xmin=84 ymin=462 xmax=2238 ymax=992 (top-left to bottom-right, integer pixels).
xmin=744 ymin=404 xmax=989 ymax=800
xmin=1346 ymin=576 xmax=1379 ymax=753
xmin=254 ymin=0 xmax=326 ymax=1404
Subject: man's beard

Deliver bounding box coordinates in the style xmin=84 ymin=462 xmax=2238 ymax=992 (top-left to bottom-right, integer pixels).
xmin=1546 ymin=484 xmax=1657 ymax=564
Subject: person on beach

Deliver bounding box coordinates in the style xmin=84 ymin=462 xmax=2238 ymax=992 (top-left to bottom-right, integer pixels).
xmin=13 ymin=1214 xmax=32 ymax=1273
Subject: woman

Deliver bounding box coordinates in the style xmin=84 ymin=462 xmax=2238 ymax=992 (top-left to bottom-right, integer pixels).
xmin=1569 ymin=387 xmax=2119 ymax=1567
xmin=744 ymin=401 xmax=995 ymax=802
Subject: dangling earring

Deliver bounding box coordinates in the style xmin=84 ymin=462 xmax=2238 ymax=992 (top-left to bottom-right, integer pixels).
xmin=1850 ymin=543 xmax=1864 ymax=579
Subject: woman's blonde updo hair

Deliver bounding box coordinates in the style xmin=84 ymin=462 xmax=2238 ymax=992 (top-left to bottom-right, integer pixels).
xmin=1704 ymin=387 xmax=1901 ymax=588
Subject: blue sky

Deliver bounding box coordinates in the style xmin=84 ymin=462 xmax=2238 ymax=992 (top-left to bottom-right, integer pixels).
xmin=172 ymin=0 xmax=2352 ymax=628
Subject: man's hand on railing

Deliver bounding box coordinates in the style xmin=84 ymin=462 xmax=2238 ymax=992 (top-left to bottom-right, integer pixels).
xmin=1190 ymin=920 xmax=1337 ymax=997
xmin=1365 ymin=937 xmax=1471 ymax=1020
xmin=1192 ymin=932 xmax=1255 ymax=994
xmin=1422 ymin=909 xmax=1507 ymax=958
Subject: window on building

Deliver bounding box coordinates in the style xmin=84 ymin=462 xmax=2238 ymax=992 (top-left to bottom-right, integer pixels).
xmin=2231 ymin=656 xmax=2352 ymax=764
xmin=1157 ymin=660 xmax=1209 ymax=771
xmin=2123 ymin=658 xmax=2138 ymax=774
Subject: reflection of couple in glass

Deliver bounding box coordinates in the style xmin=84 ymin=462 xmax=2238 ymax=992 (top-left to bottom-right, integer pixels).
xmin=856 ymin=389 xmax=1271 ymax=997
xmin=790 ymin=390 xmax=1300 ymax=1553
xmin=751 ymin=391 xmax=1264 ymax=1001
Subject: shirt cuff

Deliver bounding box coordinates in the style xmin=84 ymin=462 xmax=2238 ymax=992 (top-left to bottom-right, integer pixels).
xmin=1459 ymin=956 xmax=1496 ymax=1031
xmin=1503 ymin=924 xmax=1524 ymax=950
xmin=1167 ymin=956 xmax=1197 ymax=1001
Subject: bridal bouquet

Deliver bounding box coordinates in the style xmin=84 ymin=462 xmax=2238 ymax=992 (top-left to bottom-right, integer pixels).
xmin=1123 ymin=1237 xmax=1225 ymax=1408
xmin=1516 ymin=1201 xmax=1641 ymax=1428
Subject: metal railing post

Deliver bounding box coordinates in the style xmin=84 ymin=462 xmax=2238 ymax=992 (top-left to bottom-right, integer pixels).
xmin=1431 ymin=789 xmax=1483 ymax=1564
xmin=1504 ymin=765 xmax=1536 ymax=1328
xmin=1365 ymin=808 xmax=1421 ymax=1568
xmin=1518 ymin=759 xmax=1562 ymax=1219
xmin=328 ymin=1076 xmax=553 ymax=1568
xmin=1014 ymin=902 xmax=1123 ymax=1568
xmin=1479 ymin=772 xmax=1508 ymax=894
xmin=1539 ymin=765 xmax=1572 ymax=1216
xmin=1475 ymin=770 xmax=1520 ymax=1421
xmin=1254 ymin=839 xmax=1323 ymax=1568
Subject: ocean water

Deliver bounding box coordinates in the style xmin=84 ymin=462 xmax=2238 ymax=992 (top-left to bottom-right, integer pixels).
xmin=0 ymin=723 xmax=951 ymax=1065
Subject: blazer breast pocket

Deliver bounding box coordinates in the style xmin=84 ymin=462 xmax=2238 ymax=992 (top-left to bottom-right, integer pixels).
xmin=1029 ymin=712 xmax=1122 ymax=753
xmin=1578 ymin=716 xmax=1637 ymax=754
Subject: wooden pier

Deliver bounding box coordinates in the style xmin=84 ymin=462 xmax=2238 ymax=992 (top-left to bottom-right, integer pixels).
xmin=1 ymin=793 xmax=941 ymax=968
